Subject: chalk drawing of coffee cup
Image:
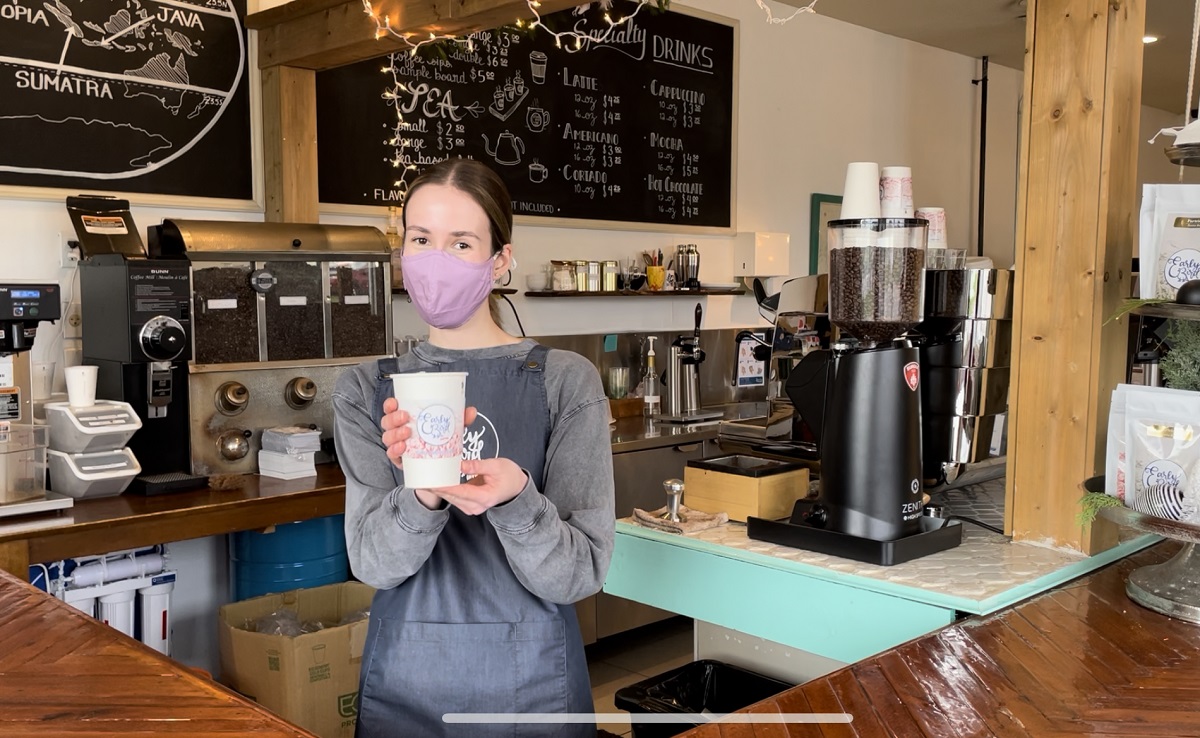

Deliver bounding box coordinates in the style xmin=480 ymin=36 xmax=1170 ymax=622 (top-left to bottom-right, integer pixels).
xmin=526 ymin=105 xmax=549 ymax=133
xmin=529 ymin=160 xmax=548 ymax=183
xmin=530 ymin=52 xmax=547 ymax=84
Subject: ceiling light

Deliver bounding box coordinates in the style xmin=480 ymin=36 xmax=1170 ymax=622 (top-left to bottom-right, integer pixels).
xmin=1143 ymin=35 xmax=1160 ymax=44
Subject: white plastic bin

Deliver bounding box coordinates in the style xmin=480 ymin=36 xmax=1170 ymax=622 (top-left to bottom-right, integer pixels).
xmin=48 ymin=447 xmax=141 ymax=499
xmin=44 ymin=401 xmax=142 ymax=454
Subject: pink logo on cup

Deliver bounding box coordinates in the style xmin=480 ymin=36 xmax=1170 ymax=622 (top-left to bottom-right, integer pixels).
xmin=407 ymin=405 xmax=461 ymax=459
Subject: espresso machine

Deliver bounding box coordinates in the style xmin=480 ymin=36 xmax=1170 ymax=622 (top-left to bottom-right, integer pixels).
xmin=747 ymin=218 xmax=962 ymax=565
xmin=718 ymin=275 xmax=830 ymax=449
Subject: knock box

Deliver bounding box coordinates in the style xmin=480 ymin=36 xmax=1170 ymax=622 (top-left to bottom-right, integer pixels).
xmin=683 ymin=454 xmax=810 ymax=523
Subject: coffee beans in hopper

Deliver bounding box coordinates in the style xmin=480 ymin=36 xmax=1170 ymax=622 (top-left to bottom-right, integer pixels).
xmin=830 ymin=247 xmax=925 ymax=346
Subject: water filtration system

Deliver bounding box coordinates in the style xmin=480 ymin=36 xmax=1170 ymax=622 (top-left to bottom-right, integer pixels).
xmin=34 ymin=545 xmax=177 ymax=655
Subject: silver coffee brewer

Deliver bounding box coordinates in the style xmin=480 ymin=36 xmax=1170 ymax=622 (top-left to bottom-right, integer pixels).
xmin=655 ymin=304 xmax=722 ymax=423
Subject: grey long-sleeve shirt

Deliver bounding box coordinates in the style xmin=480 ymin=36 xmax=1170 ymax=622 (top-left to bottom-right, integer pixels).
xmin=332 ymin=339 xmax=615 ymax=605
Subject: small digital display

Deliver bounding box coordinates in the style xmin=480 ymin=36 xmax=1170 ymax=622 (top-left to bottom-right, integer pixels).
xmin=10 ymin=290 xmax=39 ymax=299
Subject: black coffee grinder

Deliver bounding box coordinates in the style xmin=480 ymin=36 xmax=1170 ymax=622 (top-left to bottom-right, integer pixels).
xmin=747 ymin=218 xmax=962 ymax=565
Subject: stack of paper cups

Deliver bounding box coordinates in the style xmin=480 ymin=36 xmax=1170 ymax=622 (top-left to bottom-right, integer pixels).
xmin=880 ymin=166 xmax=914 ymax=218
xmin=840 ymin=162 xmax=882 ymax=219
xmin=916 ymin=207 xmax=947 ymax=249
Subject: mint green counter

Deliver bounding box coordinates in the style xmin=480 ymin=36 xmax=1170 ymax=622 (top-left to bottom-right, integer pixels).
xmin=603 ymin=520 xmax=1159 ymax=665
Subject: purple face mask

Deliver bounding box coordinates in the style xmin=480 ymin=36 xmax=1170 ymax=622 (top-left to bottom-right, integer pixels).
xmin=400 ymin=250 xmax=497 ymax=329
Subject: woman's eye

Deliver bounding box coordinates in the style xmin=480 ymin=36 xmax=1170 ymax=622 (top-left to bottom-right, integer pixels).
xmin=453 ymin=241 xmax=471 ymax=251
xmin=409 ymin=236 xmax=427 ymax=246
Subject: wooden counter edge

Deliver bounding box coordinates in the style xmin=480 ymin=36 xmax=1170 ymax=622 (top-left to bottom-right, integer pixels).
xmin=0 ymin=568 xmax=318 ymax=736
xmin=675 ymin=541 xmax=1194 ymax=737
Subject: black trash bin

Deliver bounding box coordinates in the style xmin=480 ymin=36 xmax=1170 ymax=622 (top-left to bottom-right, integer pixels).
xmin=613 ymin=660 xmax=793 ymax=738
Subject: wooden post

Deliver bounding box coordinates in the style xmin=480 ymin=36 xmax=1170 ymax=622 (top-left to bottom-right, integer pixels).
xmin=262 ymin=66 xmax=320 ymax=223
xmin=1005 ymin=0 xmax=1145 ymax=552
xmin=0 ymin=541 xmax=30 ymax=581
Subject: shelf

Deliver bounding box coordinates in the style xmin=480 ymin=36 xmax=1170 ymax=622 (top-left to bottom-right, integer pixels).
xmin=1130 ymin=302 xmax=1200 ymax=321
xmin=525 ymin=288 xmax=746 ymax=298
xmin=392 ymin=288 xmax=518 ymax=296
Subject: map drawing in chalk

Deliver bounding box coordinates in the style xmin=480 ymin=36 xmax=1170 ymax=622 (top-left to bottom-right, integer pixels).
xmin=0 ymin=0 xmax=244 ymax=179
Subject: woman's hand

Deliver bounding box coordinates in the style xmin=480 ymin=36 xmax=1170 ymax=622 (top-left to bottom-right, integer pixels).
xmin=430 ymin=458 xmax=528 ymax=516
xmin=380 ymin=397 xmax=477 ymax=510
xmin=380 ymin=397 xmax=477 ymax=466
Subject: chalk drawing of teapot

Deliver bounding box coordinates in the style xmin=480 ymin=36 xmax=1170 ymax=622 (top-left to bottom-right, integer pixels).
xmin=482 ymin=131 xmax=525 ymax=166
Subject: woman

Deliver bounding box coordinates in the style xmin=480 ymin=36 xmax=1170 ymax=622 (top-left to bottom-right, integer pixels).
xmin=333 ymin=158 xmax=615 ymax=738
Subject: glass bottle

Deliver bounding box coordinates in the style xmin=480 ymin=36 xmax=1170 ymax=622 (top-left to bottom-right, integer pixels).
xmin=642 ymin=337 xmax=660 ymax=416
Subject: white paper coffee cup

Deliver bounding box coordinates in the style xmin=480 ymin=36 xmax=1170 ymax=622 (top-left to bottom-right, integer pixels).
xmin=916 ymin=207 xmax=947 ymax=248
xmin=65 ymin=365 xmax=98 ymax=408
xmin=391 ymin=372 xmax=468 ymax=489
xmin=840 ymin=162 xmax=882 ymax=219
xmin=880 ymin=166 xmax=914 ymax=218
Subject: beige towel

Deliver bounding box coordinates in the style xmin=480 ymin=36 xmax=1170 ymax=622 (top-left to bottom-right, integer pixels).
xmin=632 ymin=505 xmax=729 ymax=534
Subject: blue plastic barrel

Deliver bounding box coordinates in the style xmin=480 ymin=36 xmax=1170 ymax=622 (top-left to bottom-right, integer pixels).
xmin=230 ymin=515 xmax=349 ymax=601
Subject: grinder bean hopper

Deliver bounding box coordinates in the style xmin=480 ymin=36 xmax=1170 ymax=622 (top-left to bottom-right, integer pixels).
xmin=747 ymin=218 xmax=963 ymax=565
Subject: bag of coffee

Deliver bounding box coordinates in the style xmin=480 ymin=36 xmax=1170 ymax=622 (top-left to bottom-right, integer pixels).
xmin=1106 ymin=385 xmax=1130 ymax=501
xmin=1108 ymin=384 xmax=1199 ymax=502
xmin=1140 ymin=184 xmax=1200 ymax=300
xmin=1124 ymin=386 xmax=1200 ymax=522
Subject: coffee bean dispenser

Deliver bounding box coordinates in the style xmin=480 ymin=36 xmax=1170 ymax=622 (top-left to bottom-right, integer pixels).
xmin=148 ymin=220 xmax=392 ymax=476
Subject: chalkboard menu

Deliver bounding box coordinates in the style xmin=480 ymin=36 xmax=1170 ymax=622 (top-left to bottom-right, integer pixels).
xmin=316 ymin=2 xmax=736 ymax=229
xmin=0 ymin=0 xmax=252 ymax=200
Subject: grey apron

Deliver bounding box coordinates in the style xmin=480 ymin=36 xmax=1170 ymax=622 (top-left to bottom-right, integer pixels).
xmin=355 ymin=345 xmax=595 ymax=738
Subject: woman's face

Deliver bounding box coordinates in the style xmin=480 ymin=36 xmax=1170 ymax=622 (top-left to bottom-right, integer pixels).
xmin=403 ymin=183 xmax=505 ymax=266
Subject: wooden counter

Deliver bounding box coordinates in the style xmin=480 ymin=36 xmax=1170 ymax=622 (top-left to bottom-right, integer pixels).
xmin=0 ymin=465 xmax=347 ymax=578
xmin=677 ymin=541 xmax=1200 ymax=737
xmin=0 ymin=567 xmax=313 ymax=736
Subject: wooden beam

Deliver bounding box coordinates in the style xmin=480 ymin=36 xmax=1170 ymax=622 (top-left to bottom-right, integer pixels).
xmin=262 ymin=66 xmax=320 ymax=223
xmin=1005 ymin=0 xmax=1144 ymax=552
xmin=0 ymin=541 xmax=29 ymax=580
xmin=249 ymin=0 xmax=581 ymax=71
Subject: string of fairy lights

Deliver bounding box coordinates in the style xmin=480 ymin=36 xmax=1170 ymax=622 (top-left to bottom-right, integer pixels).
xmin=754 ymin=0 xmax=820 ymax=25
xmin=364 ymin=0 xmax=820 ymax=196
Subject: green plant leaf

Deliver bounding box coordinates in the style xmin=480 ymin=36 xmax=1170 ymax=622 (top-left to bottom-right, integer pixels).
xmin=1105 ymin=298 xmax=1173 ymax=326
xmin=1077 ymin=491 xmax=1124 ymax=526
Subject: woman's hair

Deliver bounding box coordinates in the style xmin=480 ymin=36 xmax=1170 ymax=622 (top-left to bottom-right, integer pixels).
xmin=400 ymin=158 xmax=514 ymax=330
xmin=401 ymin=158 xmax=513 ymax=256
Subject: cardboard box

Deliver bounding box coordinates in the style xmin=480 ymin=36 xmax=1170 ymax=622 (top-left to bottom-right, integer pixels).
xmin=219 ymin=582 xmax=375 ymax=738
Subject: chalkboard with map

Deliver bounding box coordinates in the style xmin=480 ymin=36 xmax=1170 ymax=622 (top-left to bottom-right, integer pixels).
xmin=0 ymin=0 xmax=252 ymax=201
xmin=316 ymin=2 xmax=737 ymax=230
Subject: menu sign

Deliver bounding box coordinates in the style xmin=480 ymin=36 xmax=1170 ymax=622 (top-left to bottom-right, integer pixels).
xmin=316 ymin=1 xmax=735 ymax=229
